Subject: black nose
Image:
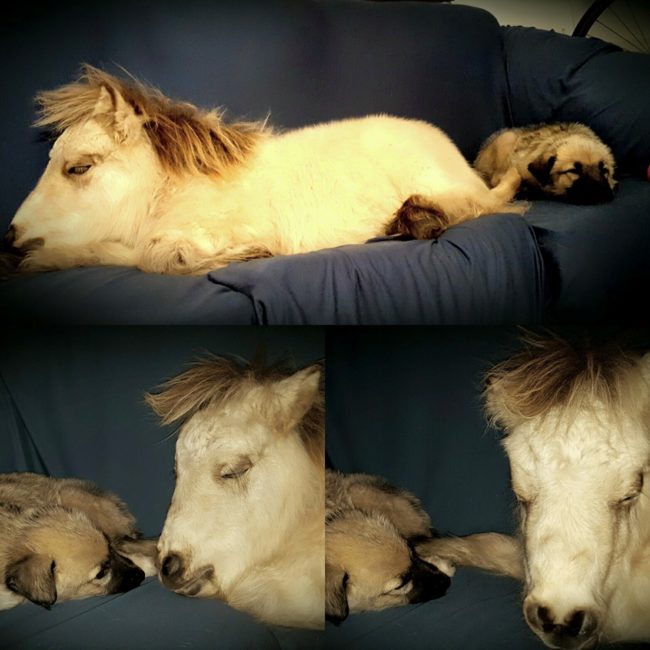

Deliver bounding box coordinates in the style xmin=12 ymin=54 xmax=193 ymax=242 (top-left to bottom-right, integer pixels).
xmin=161 ymin=553 xmax=183 ymax=580
xmin=529 ymin=604 xmax=598 ymax=642
xmin=408 ymin=555 xmax=451 ymax=604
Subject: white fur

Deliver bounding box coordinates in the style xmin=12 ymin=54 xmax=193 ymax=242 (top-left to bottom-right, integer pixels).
xmin=157 ymin=369 xmax=324 ymax=629
xmin=503 ymin=355 xmax=650 ymax=647
xmin=11 ymin=93 xmax=522 ymax=274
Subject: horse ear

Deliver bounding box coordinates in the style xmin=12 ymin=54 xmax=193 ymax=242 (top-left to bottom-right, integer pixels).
xmin=5 ymin=554 xmax=57 ymax=609
xmin=325 ymin=564 xmax=350 ymax=625
xmin=92 ymin=85 xmax=142 ymax=142
xmin=273 ymin=365 xmax=321 ymax=427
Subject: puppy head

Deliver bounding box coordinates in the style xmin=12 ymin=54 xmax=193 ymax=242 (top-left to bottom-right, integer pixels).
xmin=526 ymin=135 xmax=617 ymax=204
xmin=5 ymin=509 xmax=144 ymax=608
xmin=325 ymin=510 xmax=450 ymax=624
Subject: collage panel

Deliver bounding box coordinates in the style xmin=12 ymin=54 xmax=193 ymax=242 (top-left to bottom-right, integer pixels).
xmin=0 ymin=327 xmax=325 ymax=649
xmin=325 ymin=326 xmax=650 ymax=649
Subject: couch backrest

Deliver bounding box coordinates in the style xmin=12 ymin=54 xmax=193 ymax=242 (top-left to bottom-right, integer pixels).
xmin=504 ymin=26 xmax=650 ymax=178
xmin=0 ymin=0 xmax=510 ymax=230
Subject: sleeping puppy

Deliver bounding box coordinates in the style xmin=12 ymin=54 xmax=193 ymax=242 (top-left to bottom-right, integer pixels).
xmin=326 ymin=470 xmax=451 ymax=624
xmin=0 ymin=472 xmax=157 ymax=610
xmin=474 ymin=122 xmax=617 ymax=204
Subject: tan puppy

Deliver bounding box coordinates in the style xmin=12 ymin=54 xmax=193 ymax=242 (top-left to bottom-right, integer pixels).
xmin=0 ymin=472 xmax=157 ymax=610
xmin=474 ymin=122 xmax=616 ymax=204
xmin=326 ymin=470 xmax=451 ymax=624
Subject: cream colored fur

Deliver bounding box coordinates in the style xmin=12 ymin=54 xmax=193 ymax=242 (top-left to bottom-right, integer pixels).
xmin=420 ymin=348 xmax=650 ymax=649
xmin=149 ymin=361 xmax=324 ymax=629
xmin=11 ymin=69 xmax=524 ymax=275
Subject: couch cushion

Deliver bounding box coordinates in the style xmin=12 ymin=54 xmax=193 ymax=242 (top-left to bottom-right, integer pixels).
xmin=524 ymin=178 xmax=650 ymax=320
xmin=0 ymin=578 xmax=322 ymax=650
xmin=209 ymin=215 xmax=546 ymax=325
xmin=0 ymin=267 xmax=255 ymax=324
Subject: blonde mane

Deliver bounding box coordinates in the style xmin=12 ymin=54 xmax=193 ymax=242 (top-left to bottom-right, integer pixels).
xmin=484 ymin=333 xmax=650 ymax=430
xmin=34 ymin=64 xmax=266 ymax=177
xmin=145 ymin=355 xmax=324 ymax=464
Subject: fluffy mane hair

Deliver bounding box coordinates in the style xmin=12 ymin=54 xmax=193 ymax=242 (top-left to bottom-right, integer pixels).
xmin=34 ymin=64 xmax=266 ymax=177
xmin=484 ymin=333 xmax=650 ymax=431
xmin=145 ymin=355 xmax=324 ymax=464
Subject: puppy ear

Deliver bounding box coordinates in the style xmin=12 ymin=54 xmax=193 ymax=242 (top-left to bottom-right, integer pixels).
xmin=5 ymin=555 xmax=57 ymax=609
xmin=527 ymin=155 xmax=556 ymax=186
xmin=325 ymin=564 xmax=349 ymax=625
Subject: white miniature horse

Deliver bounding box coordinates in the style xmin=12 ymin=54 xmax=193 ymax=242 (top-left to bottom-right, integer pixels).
xmin=7 ymin=65 xmax=523 ymax=275
xmin=146 ymin=356 xmax=324 ymax=629
xmin=419 ymin=336 xmax=650 ymax=650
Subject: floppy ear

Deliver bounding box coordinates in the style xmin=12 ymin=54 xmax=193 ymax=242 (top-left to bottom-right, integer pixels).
xmin=347 ymin=477 xmax=433 ymax=540
xmin=527 ymin=155 xmax=556 ymax=186
xmin=92 ymin=84 xmax=142 ymax=143
xmin=325 ymin=563 xmax=350 ymax=625
xmin=5 ymin=555 xmax=57 ymax=609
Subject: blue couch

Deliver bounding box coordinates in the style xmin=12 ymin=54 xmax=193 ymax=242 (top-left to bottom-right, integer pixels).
xmin=0 ymin=327 xmax=325 ymax=649
xmin=1 ymin=0 xmax=648 ymax=324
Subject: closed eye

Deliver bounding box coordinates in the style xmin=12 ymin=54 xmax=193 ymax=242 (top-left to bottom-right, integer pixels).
xmin=221 ymin=463 xmax=252 ymax=480
xmin=67 ymin=164 xmax=92 ymax=176
xmin=94 ymin=561 xmax=110 ymax=581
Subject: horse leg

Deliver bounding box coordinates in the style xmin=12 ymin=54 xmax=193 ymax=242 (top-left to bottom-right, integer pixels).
xmin=384 ymin=167 xmax=525 ymax=239
xmin=18 ymin=241 xmax=139 ymax=272
xmin=139 ymin=235 xmax=273 ymax=275
xmin=415 ymin=532 xmax=524 ymax=580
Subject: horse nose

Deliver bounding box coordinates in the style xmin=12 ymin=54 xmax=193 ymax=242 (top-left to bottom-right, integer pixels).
xmin=160 ymin=553 xmax=184 ymax=580
xmin=526 ymin=601 xmax=599 ymax=644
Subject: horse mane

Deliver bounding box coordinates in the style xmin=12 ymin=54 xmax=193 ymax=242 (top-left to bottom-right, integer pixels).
xmin=34 ymin=64 xmax=267 ymax=177
xmin=145 ymin=355 xmax=324 ymax=464
xmin=484 ymin=332 xmax=650 ymax=430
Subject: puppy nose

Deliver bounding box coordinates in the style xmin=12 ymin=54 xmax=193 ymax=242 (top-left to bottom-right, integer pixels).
xmin=526 ymin=602 xmax=598 ymax=641
xmin=161 ymin=553 xmax=183 ymax=580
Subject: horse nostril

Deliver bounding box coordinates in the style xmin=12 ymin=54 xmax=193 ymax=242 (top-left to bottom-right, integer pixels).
xmin=161 ymin=553 xmax=183 ymax=579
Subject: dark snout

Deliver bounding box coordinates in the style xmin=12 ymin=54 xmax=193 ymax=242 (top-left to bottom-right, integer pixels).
xmin=107 ymin=551 xmax=145 ymax=594
xmin=407 ymin=554 xmax=451 ymax=604
xmin=160 ymin=552 xmax=214 ymax=596
xmin=565 ymin=175 xmax=615 ymax=205
xmin=525 ymin=602 xmax=599 ymax=650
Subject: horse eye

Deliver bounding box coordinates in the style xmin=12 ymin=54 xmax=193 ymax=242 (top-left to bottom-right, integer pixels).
xmin=67 ymin=164 xmax=92 ymax=176
xmin=221 ymin=463 xmax=252 ymax=480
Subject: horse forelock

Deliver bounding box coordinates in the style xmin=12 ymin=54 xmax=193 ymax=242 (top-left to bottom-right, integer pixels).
xmin=145 ymin=355 xmax=323 ymax=463
xmin=485 ymin=334 xmax=650 ymax=433
xmin=34 ymin=64 xmax=266 ymax=177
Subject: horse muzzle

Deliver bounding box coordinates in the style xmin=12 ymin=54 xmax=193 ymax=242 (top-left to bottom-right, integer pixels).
xmin=159 ymin=552 xmax=215 ymax=597
xmin=524 ymin=599 xmax=600 ymax=650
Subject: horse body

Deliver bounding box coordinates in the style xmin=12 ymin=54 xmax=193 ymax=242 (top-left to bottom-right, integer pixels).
xmin=9 ymin=66 xmax=522 ymax=275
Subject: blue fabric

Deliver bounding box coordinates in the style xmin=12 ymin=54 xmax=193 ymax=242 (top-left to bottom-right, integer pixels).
xmin=209 ymin=215 xmax=545 ymax=325
xmin=0 ymin=267 xmax=255 ymax=324
xmin=524 ymin=178 xmax=650 ymax=321
xmin=504 ymin=26 xmax=650 ymax=177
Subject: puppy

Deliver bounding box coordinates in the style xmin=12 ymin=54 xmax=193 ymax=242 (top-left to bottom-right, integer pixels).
xmin=326 ymin=470 xmax=451 ymax=624
xmin=474 ymin=122 xmax=617 ymax=204
xmin=0 ymin=472 xmax=157 ymax=610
